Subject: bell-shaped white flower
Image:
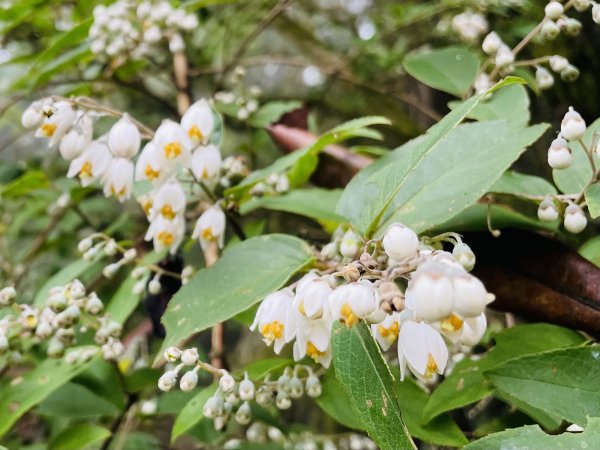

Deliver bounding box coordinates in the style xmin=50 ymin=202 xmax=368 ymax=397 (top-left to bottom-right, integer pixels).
xmin=561 ymin=107 xmax=586 ymax=141
xmin=564 ymin=203 xmax=587 ymax=233
xmin=397 ymin=321 xmax=448 ymax=381
xmin=108 ymin=114 xmax=140 ymax=158
xmin=549 ymin=55 xmax=569 ymax=72
xmin=452 ymin=243 xmax=475 ymax=272
xmin=329 ymin=281 xmax=384 ymax=327
xmin=482 ymin=31 xmax=501 ymax=55
xmin=293 ymin=318 xmax=332 ymax=367
xmin=192 ymin=206 xmax=226 ymax=250
xmin=453 ymin=274 xmax=494 ymax=318
xmin=145 ymin=215 xmax=185 ymax=254
xmin=250 ymin=289 xmax=294 ymax=353
xmin=154 ymin=119 xmax=192 ymax=165
xmin=22 ymin=102 xmax=44 ymax=128
xmin=547 ymin=137 xmax=572 ymax=169
xmin=538 ymin=197 xmax=559 ymax=222
xmin=495 ymin=44 xmax=514 ymax=67
xmin=405 ymin=261 xmax=455 ymax=322
xmin=103 ymin=157 xmax=134 ymax=202
xmin=292 ymin=274 xmax=333 ymax=319
xmin=536 ymin=67 xmax=554 ymax=90
xmin=190 ymin=145 xmax=222 ymax=181
xmin=150 ymin=181 xmax=186 ymax=222
xmin=35 ymin=101 xmax=77 ymax=147
xmin=372 ymin=312 xmax=402 ymax=351
xmin=545 ymin=1 xmax=564 ymax=20
xmin=382 ymin=223 xmax=419 ymax=262
xmin=135 ymin=141 xmax=174 ymax=185
xmin=459 ymin=313 xmax=487 ymax=346
xmin=67 ymin=141 xmax=112 ymax=187
xmin=59 ymin=115 xmax=93 ymax=161
xmin=181 ymin=99 xmax=215 ymax=145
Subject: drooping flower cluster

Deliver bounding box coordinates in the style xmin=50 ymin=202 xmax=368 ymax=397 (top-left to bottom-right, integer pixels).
xmin=0 ymin=280 xmax=124 ymax=363
xmin=158 ymin=346 xmax=323 ymax=430
xmin=89 ymin=0 xmax=198 ymax=61
xmin=250 ymin=223 xmax=493 ymax=382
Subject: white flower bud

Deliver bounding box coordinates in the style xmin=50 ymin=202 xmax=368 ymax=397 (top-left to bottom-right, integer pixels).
xmin=275 ymin=390 xmax=292 ymax=409
xmin=131 ymin=267 xmax=147 ymax=280
xmin=541 ymin=20 xmax=560 ymax=40
xmin=140 ymin=399 xmax=158 ymax=416
xmin=340 ymin=229 xmax=361 ymax=258
xmin=0 ymin=286 xmax=16 ymax=306
xmin=133 ymin=281 xmax=146 ymax=295
xmin=63 ymin=304 xmax=80 ymax=320
xmin=547 ymin=137 xmax=572 ymax=169
xmin=382 ymin=223 xmax=419 ymax=261
xmin=143 ymin=26 xmax=162 ymax=44
xmin=158 ymin=370 xmax=178 ymax=392
xmin=102 ymin=263 xmax=120 ymax=279
xmin=305 ymin=375 xmax=322 ymax=398
xmin=59 ymin=129 xmax=88 ymax=160
xmin=0 ymin=335 xmax=9 ymax=354
xmin=180 ymin=370 xmax=199 ymax=392
xmin=288 ymin=376 xmax=304 ymax=399
xmin=78 ymin=238 xmax=93 ymax=253
xmin=452 ymin=243 xmax=475 ymax=271
xmin=574 ymin=0 xmax=590 ymax=12
xmin=482 ymin=31 xmax=502 ymax=55
xmin=104 ymin=239 xmax=118 ymax=256
xmin=255 ymin=387 xmax=273 ymax=406
xmin=108 ymin=115 xmax=140 ymax=158
xmin=405 ymin=263 xmax=454 ymax=322
xmin=164 ymin=346 xmax=182 ymax=362
xmin=549 ymin=55 xmax=569 ymax=72
xmin=267 ymin=427 xmax=284 ymax=443
xmin=169 ymin=33 xmax=185 ymax=53
xmin=148 ymin=278 xmax=161 ymax=295
xmin=538 ymin=197 xmax=559 ymax=222
xmin=545 ymin=1 xmax=564 ymax=20
xmin=36 ymin=322 xmax=53 ymax=339
xmin=495 ymin=45 xmax=514 ymax=67
xmin=22 ymin=105 xmax=43 ymax=128
xmin=69 ymin=280 xmax=86 ymax=300
xmin=203 ymin=395 xmax=224 ymax=418
xmin=47 ymin=338 xmax=65 ymax=357
xmin=219 ymin=372 xmax=235 ymax=392
xmin=564 ymin=18 xmax=582 ymax=36
xmin=594 ymin=4 xmax=600 ymax=23
xmin=536 ymin=67 xmax=554 ymax=90
xmin=561 ymin=107 xmax=586 ymax=141
xmin=181 ymin=348 xmax=199 ymax=365
xmin=123 ymin=248 xmax=137 ymax=262
xmin=181 ymin=265 xmax=194 ymax=279
xmin=321 ymin=242 xmax=338 ymax=260
xmin=238 ymin=374 xmax=255 ymax=401
xmin=85 ymin=293 xmax=104 ymax=315
xmin=561 ymin=65 xmax=580 ymax=82
xmin=453 ymin=274 xmax=494 ymax=318
xmin=564 ymin=204 xmax=587 ymax=233
xmin=235 ymin=401 xmax=252 ymax=425
xmin=106 ymin=321 xmax=122 ymax=337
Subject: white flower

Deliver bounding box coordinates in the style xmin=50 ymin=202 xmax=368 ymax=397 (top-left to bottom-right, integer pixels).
xmin=238 ymin=375 xmax=255 ymax=401
xmin=103 ymin=158 xmax=134 ymax=202
xmin=452 ymin=243 xmax=475 ymax=272
xmin=154 ymin=119 xmax=192 ymax=165
xmin=21 ymin=103 xmax=44 ymax=128
xmin=181 ymin=348 xmax=199 ymax=365
xmin=158 ymin=370 xmax=178 ymax=391
xmin=452 ymin=274 xmax=494 ymax=318
xmin=561 ymin=107 xmax=586 ymax=141
xmin=382 ymin=223 xmax=419 ymax=262
xmin=135 ymin=141 xmax=174 ymax=185
xmin=292 ymin=318 xmax=332 ymax=367
xmin=192 ymin=206 xmax=226 ymax=250
xmin=547 ymin=136 xmax=572 ymax=169
xmin=292 ymin=274 xmax=332 ymax=319
xmin=541 ymin=20 xmax=560 ymax=40
xmin=549 ymin=55 xmax=569 ymax=72
xmin=594 ymin=4 xmax=600 ymax=24
xmin=108 ymin=114 xmax=140 ymax=158
xmin=143 ymin=25 xmax=162 ymax=43
xmin=372 ymin=312 xmax=402 ymax=351
xmin=340 ymin=229 xmax=361 ymax=258
xmin=482 ymin=31 xmax=502 ymax=55
xmin=145 ymin=215 xmax=185 ymax=254
xmin=538 ymin=197 xmax=559 ymax=222
xmin=190 ymin=145 xmax=222 ymax=181
xmin=181 ymin=99 xmax=215 ymax=145
xmin=474 ymin=73 xmax=492 ymax=94
xmin=405 ymin=262 xmax=455 ymax=322
xmin=250 ymin=289 xmax=294 ymax=353
xmin=67 ymin=141 xmax=112 ymax=187
xmin=219 ymin=373 xmax=235 ymax=392
xmin=564 ymin=204 xmax=587 ymax=233
xmin=459 ymin=313 xmax=487 ymax=346
xmin=397 ymin=321 xmax=448 ymax=381
xmin=329 ymin=281 xmax=384 ymax=327
xmin=59 ymin=115 xmax=93 ymax=160
xmin=545 ymin=1 xmax=564 ymax=20
xmin=495 ymin=44 xmax=514 ymax=67
xmin=169 ymin=33 xmax=185 ymax=53
xmin=35 ymin=101 xmax=77 ymax=147
xmin=536 ymin=67 xmax=554 ymax=90
xmin=150 ymin=181 xmax=186 ymax=222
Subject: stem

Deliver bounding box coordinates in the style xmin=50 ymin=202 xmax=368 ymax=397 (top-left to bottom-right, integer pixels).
xmin=173 ymin=50 xmax=191 ymax=116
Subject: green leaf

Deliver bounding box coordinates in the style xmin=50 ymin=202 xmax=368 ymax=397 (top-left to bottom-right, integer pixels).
xmin=490 ymin=170 xmax=557 ymax=196
xmin=464 ymin=417 xmax=600 ymax=450
xmin=580 ymin=236 xmax=600 ymax=267
xmin=332 ymin=322 xmax=416 ymax=450
xmin=240 ymin=189 xmax=344 ymax=224
xmin=315 ymin=370 xmax=366 ymax=430
xmin=37 ymin=382 xmax=120 ymax=419
xmin=1 ymin=170 xmax=49 ymax=197
xmin=0 ymin=354 xmax=96 ymax=437
xmin=585 ymin=183 xmax=600 ymax=218
xmin=394 ymin=378 xmax=468 ymax=447
xmin=157 ymin=234 xmax=313 ymax=363
xmin=403 ymin=46 xmax=480 ymax=96
xmin=422 ymin=324 xmax=585 ymax=423
xmin=553 ymin=118 xmax=600 ymax=194
xmin=485 ymin=345 xmax=600 ymax=424
xmin=49 ymin=422 xmax=111 ymax=450
xmin=247 ymin=100 xmax=302 ymax=127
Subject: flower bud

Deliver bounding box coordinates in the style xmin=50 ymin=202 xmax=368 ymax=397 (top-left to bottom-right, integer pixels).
xmin=106 ymin=321 xmax=123 ymax=338
xmin=133 ymin=281 xmax=146 ymax=295
xmin=561 ymin=65 xmax=580 ymax=82
xmin=594 ymin=4 xmax=600 ymax=23
xmin=561 ymin=107 xmax=586 ymax=141
xmin=102 ymin=263 xmax=120 ymax=279
xmin=482 ymin=31 xmax=501 ymax=55
xmin=0 ymin=335 xmax=9 ymax=354
xmin=56 ymin=327 xmax=75 ymax=344
xmin=495 ymin=45 xmax=514 ymax=67
xmin=140 ymin=399 xmax=158 ymax=416
xmin=104 ymin=239 xmax=118 ymax=256
xmin=288 ymin=376 xmax=304 ymax=399
xmin=131 ymin=267 xmax=147 ymax=280
xmin=547 ymin=137 xmax=572 ymax=169
xmin=574 ymin=0 xmax=590 ymax=12
xmin=22 ymin=105 xmax=43 ymax=128
xmin=544 ymin=1 xmax=564 ymax=20
xmin=452 ymin=243 xmax=475 ymax=272
xmin=203 ymin=395 xmax=224 ymax=418
xmin=164 ymin=346 xmax=182 ymax=362
xmin=181 ymin=348 xmax=199 ymax=365
xmin=0 ymin=286 xmax=16 ymax=306
xmin=453 ymin=274 xmax=494 ymax=318
xmin=382 ymin=223 xmax=419 ymax=262
xmin=238 ymin=374 xmax=255 ymax=401
xmin=158 ymin=370 xmax=178 ymax=392
xmin=340 ymin=229 xmax=361 ymax=259
xmin=275 ymin=390 xmax=292 ymax=409
xmin=47 ymin=338 xmax=65 ymax=357
xmin=78 ymin=238 xmax=93 ymax=253
xmin=405 ymin=263 xmax=454 ymax=322
xmin=123 ymin=248 xmax=137 ymax=262
xmin=320 ymin=242 xmax=337 ymax=260
xmin=305 ymin=375 xmax=322 ymax=398
xmin=59 ymin=129 xmax=87 ymax=160
xmin=256 ymin=386 xmax=273 ymax=406
xmin=536 ymin=67 xmax=554 ymax=90
xmin=538 ymin=197 xmax=560 ymax=222
xmin=148 ymin=278 xmax=161 ymax=295
xmin=85 ymin=293 xmax=104 ymax=315
xmin=219 ymin=372 xmax=236 ymax=393
xmin=108 ymin=115 xmax=140 ymax=159
xmin=549 ymin=55 xmax=569 ymax=72
xmin=83 ymin=246 xmax=98 ymax=261
xmin=564 ymin=204 xmax=587 ymax=233
xmin=564 ymin=18 xmax=582 ymax=36
xmin=541 ymin=20 xmax=560 ymax=40
xmin=235 ymin=401 xmax=252 ymax=425
xmin=36 ymin=322 xmax=53 ymax=339
xmin=180 ymin=370 xmax=199 ymax=392
xmin=181 ymin=265 xmax=194 ymax=279
xmin=69 ymin=280 xmax=86 ymax=300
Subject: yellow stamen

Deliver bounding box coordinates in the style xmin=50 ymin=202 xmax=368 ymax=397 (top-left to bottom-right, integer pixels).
xmin=306 ymin=341 xmax=326 ymax=362
xmin=157 ymin=231 xmax=174 ymax=246
xmin=440 ymin=314 xmax=464 ymax=333
xmin=41 ymin=123 xmax=57 ymax=137
xmin=425 ymin=354 xmax=438 ymax=378
xmin=144 ymin=164 xmax=160 ymax=180
xmin=141 ymin=199 xmax=153 ymax=216
xmin=340 ymin=303 xmax=358 ymax=327
xmin=188 ymin=125 xmax=203 ymax=141
xmin=160 ymin=204 xmax=176 ymax=220
xmin=25 ymin=315 xmax=38 ymax=329
xmin=298 ymin=300 xmax=306 ymax=315
xmin=202 ymin=167 xmax=209 ymax=179
xmin=261 ymin=321 xmax=284 ymax=342
xmin=111 ymin=185 xmax=126 ymax=197
xmin=378 ymin=321 xmax=399 ymax=342
xmin=163 ymin=142 xmax=182 ymax=159
xmin=79 ymin=161 xmax=93 ymax=179
xmin=201 ymin=227 xmax=214 ymax=240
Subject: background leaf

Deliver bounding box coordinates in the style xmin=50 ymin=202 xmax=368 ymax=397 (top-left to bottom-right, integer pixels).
xmin=49 ymin=423 xmax=111 ymax=450
xmin=585 ymin=183 xmax=600 ymax=218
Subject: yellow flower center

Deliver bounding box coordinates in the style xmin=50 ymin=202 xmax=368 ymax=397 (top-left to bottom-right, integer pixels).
xmin=79 ymin=161 xmax=93 ymax=179
xmin=25 ymin=315 xmax=38 ymax=329
xmin=261 ymin=321 xmax=284 ymax=342
xmin=425 ymin=354 xmax=438 ymax=378
xmin=157 ymin=231 xmax=174 ymax=246
xmin=298 ymin=300 xmax=306 ymax=315
xmin=141 ymin=199 xmax=153 ymax=216
xmin=41 ymin=123 xmax=57 ymax=137
xmin=440 ymin=314 xmax=464 ymax=333
xmin=202 ymin=167 xmax=209 ymax=179
xmin=306 ymin=341 xmax=326 ymax=361
xmin=201 ymin=226 xmax=214 ymax=240
xmin=378 ymin=321 xmax=399 ymax=343
xmin=144 ymin=164 xmax=160 ymax=180
xmin=160 ymin=204 xmax=176 ymax=220
xmin=340 ymin=303 xmax=359 ymax=327
xmin=163 ymin=142 xmax=181 ymax=159
xmin=188 ymin=125 xmax=203 ymax=141
xmin=111 ymin=185 xmax=126 ymax=196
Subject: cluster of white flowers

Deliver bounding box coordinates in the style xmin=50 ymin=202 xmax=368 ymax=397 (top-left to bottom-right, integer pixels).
xmin=452 ymin=11 xmax=489 ymax=41
xmin=251 ymin=223 xmax=493 ymax=383
xmin=0 ymin=280 xmax=124 ymax=362
xmin=89 ymin=0 xmax=198 ymax=60
xmin=214 ymin=67 xmax=262 ymax=121
xmin=158 ymin=346 xmax=323 ymax=430
xmin=538 ymin=106 xmax=592 ymax=234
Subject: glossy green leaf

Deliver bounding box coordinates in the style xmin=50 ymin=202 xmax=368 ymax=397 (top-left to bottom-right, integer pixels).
xmin=464 ymin=417 xmax=600 ymax=450
xmin=585 ymin=183 xmax=600 ymax=218
xmin=490 ymin=170 xmax=557 ymax=196
xmin=422 ymin=324 xmax=585 ymax=423
xmin=485 ymin=345 xmax=600 ymax=424
xmin=403 ymin=46 xmax=479 ymax=96
xmin=332 ymin=322 xmax=416 ymax=450
xmin=1 ymin=170 xmax=49 ymax=197
xmin=157 ymin=234 xmax=313 ymax=362
xmin=580 ymin=236 xmax=600 ymax=267
xmin=315 ymin=370 xmax=365 ymax=430
xmin=247 ymin=100 xmax=302 ymax=127
xmin=49 ymin=422 xmax=111 ymax=450
xmin=37 ymin=382 xmax=120 ymax=419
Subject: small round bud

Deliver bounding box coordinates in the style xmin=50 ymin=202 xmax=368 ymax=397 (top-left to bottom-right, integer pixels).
xmin=255 ymin=387 xmax=273 ymax=406
xmin=123 ymin=248 xmax=137 ymax=262
xmin=0 ymin=335 xmax=9 ymax=354
xmin=85 ymin=293 xmax=104 ymax=315
xmin=238 ymin=375 xmax=255 ymax=401
xmin=545 ymin=1 xmax=564 ymax=20
xmin=305 ymin=375 xmax=322 ymax=398
xmin=181 ymin=348 xmax=199 ymax=366
xmin=0 ymin=286 xmax=16 ymax=306
xmin=593 ymin=4 xmax=600 ymax=23
xmin=131 ymin=267 xmax=147 ymax=280
xmin=536 ymin=67 xmax=554 ymax=90
xmin=83 ymin=247 xmax=99 ymax=261
xmin=275 ymin=390 xmax=292 ymax=409
xmin=453 ymin=274 xmax=494 ymax=318
xmin=106 ymin=321 xmax=122 ymax=338
xmin=561 ymin=107 xmax=586 ymax=141
xmin=21 ymin=105 xmax=43 ymax=128
xmin=104 ymin=239 xmax=118 ymax=256
xmin=36 ymin=322 xmax=53 ymax=339
xmin=564 ymin=204 xmax=587 ymax=233
xmin=482 ymin=31 xmax=502 ymax=55
xmin=181 ymin=265 xmax=194 ymax=279
xmin=453 ymin=243 xmax=476 ymax=271
xmin=132 ymin=281 xmax=146 ymax=295
xmin=564 ymin=18 xmax=582 ymax=36
xmin=573 ymin=0 xmax=590 ymax=12
xmin=158 ymin=370 xmax=178 ymax=392
xmin=541 ymin=20 xmax=560 ymax=40
xmin=549 ymin=55 xmax=569 ymax=72
xmin=148 ymin=278 xmax=161 ymax=295
xmin=267 ymin=427 xmax=284 ymax=443
xmin=203 ymin=395 xmax=224 ymax=418
xmin=69 ymin=280 xmax=86 ymax=300
xmin=382 ymin=223 xmax=419 ymax=262
xmin=288 ymin=376 xmax=304 ymax=399
xmin=102 ymin=263 xmax=120 ymax=279
xmin=180 ymin=370 xmax=199 ymax=392
xmin=547 ymin=137 xmax=572 ymax=169
xmin=140 ymin=399 xmax=158 ymax=416
xmin=235 ymin=401 xmax=252 ymax=425
xmin=561 ymin=65 xmax=580 ymax=82
xmin=340 ymin=229 xmax=361 ymax=259
xmin=538 ymin=197 xmax=559 ymax=222
xmin=219 ymin=372 xmax=235 ymax=393
xmin=47 ymin=338 xmax=65 ymax=358
xmin=163 ymin=346 xmax=182 ymax=362
xmin=321 ymin=242 xmax=338 ymax=260
xmin=494 ymin=45 xmax=514 ymax=67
